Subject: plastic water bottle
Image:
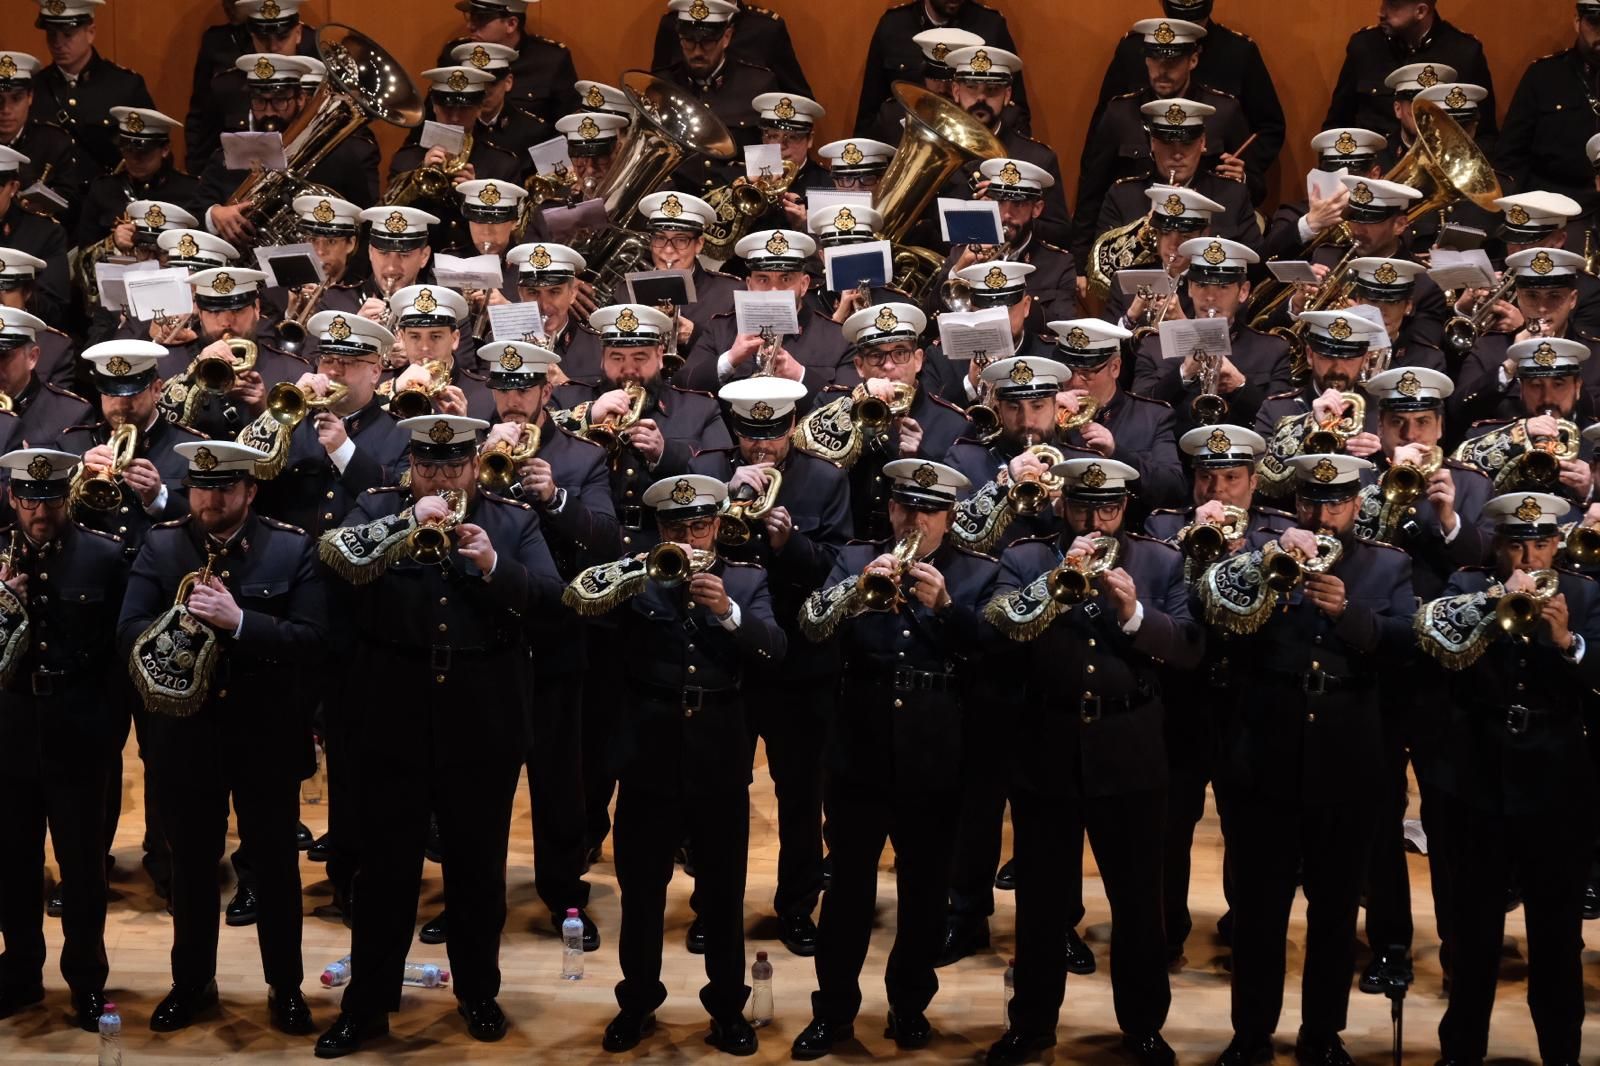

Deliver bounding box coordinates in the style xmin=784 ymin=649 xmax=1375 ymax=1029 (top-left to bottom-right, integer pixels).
xmin=561 ymin=908 xmax=585 ymax=980
xmin=749 ymin=951 xmax=773 ymax=1027
xmin=403 ymin=962 xmax=449 ymax=988
xmin=1003 ymin=958 xmax=1016 ymax=1026
xmin=97 ymin=1001 xmax=122 ymax=1066
xmin=321 ymin=955 xmax=352 ymax=987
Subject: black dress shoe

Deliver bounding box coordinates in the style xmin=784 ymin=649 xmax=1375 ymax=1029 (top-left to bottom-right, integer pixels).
xmin=685 ymin=916 xmax=706 ymax=955
xmin=706 ymin=1015 xmax=758 ymax=1055
xmin=1585 ymin=882 xmax=1600 ymax=920
xmin=1358 ymin=949 xmax=1413 ymax=995
xmin=1294 ymin=1031 xmax=1352 ymax=1066
xmin=269 ymin=986 xmax=316 ymax=1035
xmin=149 ymin=981 xmax=220 ymax=1032
xmin=552 ymin=908 xmax=601 ymax=952
xmin=986 ymin=1028 xmax=1056 ymax=1065
xmin=885 ymin=1009 xmax=931 ymax=1050
xmin=307 ymin=833 xmax=334 ymax=863
xmin=225 ymin=885 xmax=259 ymax=927
xmin=46 ymin=884 xmax=63 ymax=917
xmin=602 ymin=1010 xmax=655 ymax=1052
xmin=936 ymin=915 xmax=990 ymax=967
xmin=425 ymin=817 xmax=443 ymax=863
xmin=780 ymin=913 xmax=819 ymax=956
xmin=314 ymin=1011 xmax=389 ymax=1058
xmin=0 ymin=985 xmax=45 ymax=1020
xmin=791 ymin=1017 xmax=854 ymax=1060
xmin=994 ymin=858 xmax=1017 ymax=891
xmin=296 ymin=822 xmax=314 ymax=850
xmin=1065 ymin=929 xmax=1096 ymax=975
xmin=71 ymin=990 xmax=109 ymax=1032
xmin=1123 ymin=1031 xmax=1177 ymax=1066
xmin=1213 ymin=1036 xmax=1273 ymax=1066
xmin=457 ymin=997 xmax=508 ymax=1042
xmin=419 ymin=911 xmax=448 ymax=945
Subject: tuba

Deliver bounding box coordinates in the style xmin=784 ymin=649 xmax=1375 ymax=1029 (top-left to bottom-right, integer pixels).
xmin=857 ymin=528 xmax=925 ymax=612
xmin=1046 ymin=533 xmax=1121 ymax=605
xmin=718 ymin=467 xmax=783 ymax=546
xmin=222 ymin=27 xmax=423 ymax=250
xmin=477 ymin=423 xmax=541 ymax=493
xmin=70 ymin=423 xmax=139 ymax=512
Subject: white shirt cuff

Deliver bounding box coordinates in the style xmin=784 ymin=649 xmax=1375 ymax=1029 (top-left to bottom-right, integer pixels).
xmin=329 ymin=437 xmax=357 ymax=474
xmin=1297 ymin=214 xmax=1315 ymax=243
xmin=1567 ymin=632 xmax=1586 ymax=663
xmin=963 ymin=375 xmax=978 ymax=401
xmin=232 ymin=613 xmax=245 ymax=639
xmin=717 ymin=600 xmax=741 ymax=631
xmin=1497 ymin=366 xmax=1513 ymax=390
xmin=203 ymin=206 xmax=221 ymax=236
xmin=144 ymin=483 xmax=168 ymax=516
xmin=545 ymin=487 xmax=568 ymax=514
xmin=716 ymin=351 xmax=736 ymax=382
xmin=1440 ymin=517 xmax=1460 ymax=544
xmin=1120 ymin=600 xmax=1145 ymax=635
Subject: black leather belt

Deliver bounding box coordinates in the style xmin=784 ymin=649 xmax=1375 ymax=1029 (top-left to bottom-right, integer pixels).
xmin=29 ymin=668 xmax=68 ymax=697
xmin=371 ymin=641 xmax=511 ymax=673
xmin=1473 ymin=701 xmax=1557 ymax=736
xmin=630 ymin=680 xmax=737 ymax=711
xmin=845 ymin=662 xmax=957 ymax=693
xmin=1260 ymin=666 xmax=1372 ymax=696
xmin=619 ymin=505 xmax=644 ymax=530
xmin=1070 ymin=679 xmax=1153 ymax=723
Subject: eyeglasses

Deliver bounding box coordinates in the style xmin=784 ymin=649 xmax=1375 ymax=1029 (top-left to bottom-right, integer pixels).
xmin=650 ymin=233 xmax=697 ymax=250
xmin=859 ymin=346 xmax=916 ymax=367
xmin=1065 ymin=503 xmax=1125 ymax=521
xmin=833 ymin=175 xmax=876 ymax=190
xmin=13 ymin=496 xmax=64 ymax=511
xmin=413 ymin=460 xmax=469 ymax=477
xmin=317 ymin=355 xmax=377 ymax=369
xmin=660 ymin=518 xmax=715 ymax=538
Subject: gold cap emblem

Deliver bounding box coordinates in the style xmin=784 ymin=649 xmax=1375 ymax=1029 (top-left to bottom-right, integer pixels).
xmin=193 ymin=447 xmax=219 ymax=472
xmin=211 ymin=271 xmax=236 ymax=295
xmin=1153 ymin=21 xmax=1176 ymax=45
xmin=1531 ymin=250 xmax=1555 ymax=275
xmin=1311 ymin=458 xmax=1339 ymax=483
xmin=1418 ymin=65 xmax=1439 ymax=88
xmin=998 ymin=160 xmax=1022 ymax=186
xmin=661 ymin=194 xmax=683 ymax=218
xmin=260 ymin=0 xmax=281 ymax=17
xmin=1202 ymin=240 xmax=1227 ymax=265
xmin=764 ymin=231 xmax=790 ymax=256
xmin=841 ymin=142 xmax=864 ymax=166
xmin=1206 ymin=429 xmax=1232 ymax=454
xmin=105 ymin=355 xmax=132 ymax=375
xmin=1334 ymin=130 xmax=1358 ymax=155
xmin=749 ymin=401 xmax=775 ymax=420
xmin=1328 ymin=316 xmax=1353 ymax=340
xmin=1444 ymin=85 xmax=1468 ymax=110
xmin=577 ymin=116 xmax=600 ymax=140
xmin=670 ymin=478 xmax=697 ymax=504
xmin=1065 ymin=326 xmax=1093 ymax=350
xmin=584 ymin=85 xmax=605 ymax=109
xmin=328 ymin=316 xmax=352 ymax=341
xmin=446 ymin=70 xmax=470 ymax=92
xmin=43 ymin=0 xmax=65 ymax=15
xmin=413 ymin=288 xmax=437 ymax=314
xmin=530 ymin=245 xmax=552 ymax=269
xmin=0 ymin=57 xmax=16 ymax=80
xmin=874 ymin=306 xmax=899 ymax=332
xmin=1506 ymin=205 xmax=1531 ymax=225
xmin=1082 ymin=463 xmax=1108 ymax=489
xmin=383 ymin=210 xmax=407 ymax=234
xmin=254 ymin=56 xmax=276 ymax=80
xmin=1350 ymin=181 xmax=1374 ymax=205
xmin=143 ymin=204 xmax=166 ymax=228
xmin=176 ymin=233 xmax=198 ymax=258
xmin=1009 ymin=360 xmax=1035 ymax=385
xmin=1533 ymin=341 xmax=1558 ymax=367
xmin=1373 ymin=261 xmax=1399 ymax=284
xmin=428 ymin=420 xmax=455 ymax=444
xmin=1515 ymin=496 xmax=1543 ymax=522
xmin=773 ymin=97 xmax=796 ymax=121
xmin=125 ymin=111 xmax=145 ymax=134
xmin=688 ymin=0 xmax=710 ymax=19
xmin=913 ymin=463 xmax=940 ymax=488
xmin=468 ymin=45 xmax=491 ymax=69
xmin=833 ymin=207 xmax=856 ymax=232
xmin=970 ymin=50 xmax=993 ymax=74
xmin=1163 ymin=193 xmax=1185 ymax=216
xmin=1164 ymin=102 xmax=1187 ymax=125
xmin=25 ymin=455 xmax=51 ymax=480
xmin=479 ymin=182 xmax=501 ymax=205
xmin=931 ymin=42 xmax=951 ymax=61
xmin=1396 ymin=370 xmax=1421 ymax=397
xmin=616 ymin=308 xmax=639 ymax=332
xmin=985 ymin=266 xmax=1009 ymax=289
xmin=312 ymin=198 xmax=335 ymax=223
xmin=499 ymin=345 xmax=523 ymax=371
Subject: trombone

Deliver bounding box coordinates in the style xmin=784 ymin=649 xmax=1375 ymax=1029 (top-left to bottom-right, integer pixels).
xmin=718 ymin=467 xmax=783 ymax=546
xmin=1441 ymin=269 xmax=1518 ymax=360
xmin=70 ymin=423 xmax=139 ymax=512
xmin=1045 ymin=534 xmax=1120 ymax=605
xmin=477 ymin=423 xmax=541 ymax=493
xmin=857 ymin=529 xmax=924 ymax=612
xmin=407 ymin=489 xmax=467 ymax=564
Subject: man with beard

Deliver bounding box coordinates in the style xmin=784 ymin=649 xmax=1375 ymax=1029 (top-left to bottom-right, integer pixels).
xmin=1102 ymin=184 xmax=1227 ymax=333
xmin=354 ymin=206 xmax=440 ymax=331
xmin=1323 ymin=0 xmax=1496 ymax=147
xmin=75 ymin=108 xmax=201 ymax=254
xmin=857 ymin=26 xmax=980 ymax=146
xmin=0 ymin=447 xmax=128 ymax=1033
xmin=503 ymin=241 xmax=602 ymax=385
xmin=650 ymin=0 xmax=810 ymax=98
xmin=433 ymin=0 xmax=579 ymax=127
xmin=1498 ymin=4 xmax=1600 ymax=221
xmin=1263 ymin=127 xmax=1386 ymax=263
xmin=922 ymin=258 xmax=1055 ymax=407
xmin=1196 ymin=452 xmax=1415 ymax=1066
xmin=945 ymin=158 xmax=1077 ymax=328
xmin=0 ymin=147 xmax=69 ymax=325
xmin=0 ymin=51 xmax=86 ymax=216
xmin=119 ymin=439 xmax=328 ymax=1036
xmin=652 ymin=0 xmax=779 ymax=180
xmin=27 ymin=0 xmax=153 ymax=175
xmin=0 ymin=306 xmax=90 ymax=446
xmin=854 ymin=0 xmax=1025 ymax=137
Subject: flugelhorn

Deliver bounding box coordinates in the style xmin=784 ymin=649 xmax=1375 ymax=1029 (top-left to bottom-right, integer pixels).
xmin=646 ymin=541 xmax=715 ymax=588
xmin=477 ymin=423 xmax=541 ymax=493
xmin=1007 ymin=441 xmax=1066 ymax=515
xmin=1261 ymin=531 xmax=1343 ymax=592
xmin=1303 ymin=392 xmax=1366 ymax=454
xmin=387 ymin=359 xmax=450 ymax=419
xmin=266 ymin=380 xmax=349 ymax=428
xmin=857 ymin=528 xmax=925 ymax=612
xmin=1381 ymin=446 xmax=1443 ymax=508
xmin=1046 ymin=534 xmax=1121 ymax=605
xmin=853 ymin=380 xmax=915 ymax=432
xmin=71 ymin=423 xmax=139 ymax=512
xmin=407 ymin=489 xmax=467 ymax=564
xmin=582 ymin=381 xmax=647 ymax=453
xmin=1177 ymin=504 xmax=1249 ymax=565
xmin=195 ymin=333 xmax=258 ymax=392
xmin=1495 ymin=569 xmax=1559 ymax=637
xmin=718 ymin=467 xmax=783 ymax=546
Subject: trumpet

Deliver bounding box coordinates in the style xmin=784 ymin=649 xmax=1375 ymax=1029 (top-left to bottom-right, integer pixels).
xmin=1303 ymin=392 xmax=1366 ymax=454
xmin=1567 ymin=523 xmax=1600 ymax=566
xmin=1046 ymin=534 xmax=1121 ymax=605
xmin=1176 ymin=504 xmax=1250 ymax=565
xmin=1442 ymin=269 xmax=1518 ymax=359
xmin=753 ymin=326 xmax=778 ymax=377
xmin=1007 ymin=441 xmax=1066 ymax=516
xmin=71 ymin=423 xmax=139 ymax=512
xmin=1191 ymin=313 xmax=1228 ymax=424
xmin=1261 ymin=531 xmax=1343 ymax=592
xmin=1495 ymin=569 xmax=1560 ymax=637
xmin=277 ymin=281 xmax=327 ymax=355
xmin=1381 ymin=446 xmax=1443 ymax=508
xmin=406 ymin=488 xmax=467 ymax=564
xmin=853 ymin=380 xmax=915 ymax=432
xmin=195 ymin=333 xmax=259 ymax=393
xmin=582 ymin=381 xmax=648 ymax=452
xmin=718 ymin=467 xmax=783 ymax=546
xmin=373 ymin=275 xmax=400 ymax=332
xmin=387 ymin=359 xmax=450 ymax=419
xmin=646 ymin=541 xmax=716 ymax=588
xmin=857 ymin=528 xmax=924 ymax=612
xmin=266 ymin=380 xmax=349 ymax=428
xmin=964 ymin=360 xmax=1001 ymax=441
xmin=660 ymin=302 xmax=684 ymax=376
xmin=477 ymin=423 xmax=541 ymax=493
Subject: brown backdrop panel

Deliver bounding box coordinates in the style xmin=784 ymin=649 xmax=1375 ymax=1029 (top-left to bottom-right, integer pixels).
xmin=46 ymin=0 xmax=1580 ymax=209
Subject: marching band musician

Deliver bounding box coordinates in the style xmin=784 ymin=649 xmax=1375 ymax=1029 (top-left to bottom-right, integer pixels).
xmin=650 ymin=0 xmax=812 ymax=100
xmin=745 ymin=91 xmax=833 ymax=233
xmin=792 ymin=458 xmax=995 ymax=1060
xmin=1263 ymin=127 xmax=1386 ymax=262
xmin=314 ymin=413 xmax=563 ymax=1056
xmin=503 ymin=241 xmax=602 ymax=383
xmin=286 ymin=195 xmax=367 ymax=318
xmin=802 ymin=203 xmax=900 ymax=325
xmin=1344 ymin=257 xmax=1446 ymax=372
xmin=946 ymin=157 xmax=1078 ymax=327
xmin=118 ymin=439 xmax=328 ymax=1036
xmin=562 ymin=472 xmax=783 ymax=1056
xmin=553 ymin=110 xmax=628 ymax=196
xmin=0 ymin=256 xmax=76 ymax=389
xmin=815 ymin=136 xmax=894 ymax=194
xmin=856 ymin=25 xmax=981 ymax=145
xmin=1323 ymin=11 xmax=1496 ymax=147
xmin=355 ymin=206 xmax=441 ymax=330
xmin=1488 ymin=191 xmax=1600 ymax=338
xmin=1130 ymin=236 xmax=1292 ymax=436
xmin=1413 ymin=491 xmax=1600 ymax=1066
xmin=0 ymin=51 xmax=87 ymax=217
xmin=985 ymin=456 xmax=1202 ymax=1066
xmin=0 ymin=147 xmax=69 ymax=323
xmin=446 ymin=41 xmax=552 ymax=164
xmin=923 ymin=258 xmax=1050 ymax=406
xmin=0 ymin=448 xmax=128 ymax=1033
xmin=689 ymin=376 xmax=852 ymax=956
xmin=795 ymin=302 xmax=970 ymax=541
xmin=1101 ymin=183 xmax=1226 ymax=333
xmin=0 ymin=304 xmax=89 ymax=443
xmin=1405 ymin=80 xmax=1496 ymax=250
xmin=73 ymin=107 xmax=198 ymax=253
xmin=28 ymin=0 xmax=155 ymax=176
xmin=635 ymin=190 xmax=742 ymax=331
xmin=1497 ymin=4 xmax=1600 ymax=220
xmin=1196 ymin=452 xmax=1415 ymax=1066
xmin=383 ymin=283 xmax=495 ymax=422
xmin=434 ymin=0 xmax=580 ymax=128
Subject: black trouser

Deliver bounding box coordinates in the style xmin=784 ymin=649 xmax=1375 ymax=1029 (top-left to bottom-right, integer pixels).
xmin=748 ymin=677 xmax=827 ymax=920
xmin=0 ymin=697 xmax=112 ymax=995
xmin=526 ymin=671 xmax=589 ymax=916
xmin=1220 ymin=788 xmax=1378 ymax=1041
xmin=120 ymin=701 xmax=170 ymax=887
xmin=613 ymin=776 xmax=750 ymax=1021
xmin=146 ymin=712 xmax=303 ymax=992
xmin=810 ymin=774 xmax=960 ymax=1025
xmin=1008 ymin=785 xmax=1169 ymax=1038
xmin=1429 ymin=789 xmax=1591 ymax=1064
xmin=1161 ymin=753 xmax=1210 ymax=955
xmin=322 ymin=693 xmax=359 ymax=902
xmin=581 ymin=662 xmax=619 ymax=850
xmin=947 ymin=743 xmax=1007 ymax=922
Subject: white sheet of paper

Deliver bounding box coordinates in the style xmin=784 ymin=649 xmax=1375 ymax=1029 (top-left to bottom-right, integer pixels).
xmin=488 ymin=302 xmax=546 ymax=342
xmin=253 ymin=242 xmax=326 ymax=287
xmin=432 ymin=253 xmax=504 ymax=291
xmin=419 ymin=121 xmax=467 ymax=155
xmin=734 ymin=289 xmax=801 ymax=337
xmin=1158 ymin=317 xmax=1232 ymax=362
xmin=936 ymin=196 xmax=1002 ymax=244
xmin=20 ymin=181 xmax=67 ymax=210
xmin=822 ymin=240 xmax=893 ymax=292
xmin=743 ymin=143 xmax=784 ymax=182
xmin=125 ymin=267 xmax=196 ymax=322
xmin=221 ymin=131 xmax=288 ymax=172
xmin=1116 ymin=269 xmax=1178 ymax=297
xmin=806 ymin=189 xmax=874 ymax=216
xmin=1427 ymin=248 xmax=1497 ymax=290
xmin=1265 ymin=260 xmax=1322 ymax=284
xmin=528 ymin=135 xmax=573 ymax=177
xmin=1306 ymin=167 xmax=1348 ymax=202
xmin=94 ymin=259 xmax=160 ymax=312
xmin=936 ymin=307 xmax=1013 ymax=364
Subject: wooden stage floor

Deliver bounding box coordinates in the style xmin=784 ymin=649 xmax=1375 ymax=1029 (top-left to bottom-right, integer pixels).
xmin=0 ymin=740 xmax=1592 ymax=1063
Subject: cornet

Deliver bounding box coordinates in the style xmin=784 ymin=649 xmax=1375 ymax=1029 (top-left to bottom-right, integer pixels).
xmin=1176 ymin=504 xmax=1249 ymax=566
xmin=1007 ymin=440 xmax=1066 ymax=516
xmin=1302 ymin=393 xmax=1366 ymax=454
xmin=1046 ymin=534 xmax=1120 ymax=605
xmin=407 ymin=489 xmax=467 ymax=565
xmin=857 ymin=529 xmax=924 ymax=612
xmin=477 ymin=423 xmax=541 ymax=493
xmin=1261 ymin=532 xmax=1343 ymax=592
xmin=718 ymin=467 xmax=783 ymax=546
xmin=70 ymin=423 xmax=139 ymax=512
xmin=266 ymin=380 xmax=349 ymax=428
xmin=1380 ymin=446 xmax=1443 ymax=508
xmin=853 ymin=381 xmax=915 ymax=432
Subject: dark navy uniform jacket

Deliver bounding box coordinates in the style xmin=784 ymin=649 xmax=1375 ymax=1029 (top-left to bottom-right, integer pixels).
xmin=28 ymin=51 xmax=155 ymax=174
xmin=252 ymin=397 xmax=409 ymax=537
xmin=650 ymin=1 xmax=812 ymax=96
xmin=12 ymin=375 xmax=91 ymax=449
xmin=1132 ymin=324 xmax=1294 ymax=437
xmin=57 ymin=415 xmax=202 ymax=558
xmin=1057 ymin=391 xmax=1187 ymax=511
xmin=2 ymin=206 xmax=70 ymax=325
xmin=435 ymin=31 xmax=581 ymax=127
xmin=1322 ymin=18 xmax=1498 ymax=148
xmin=74 ymin=163 xmax=204 ymax=249
xmin=681 ymin=306 xmax=853 ymax=406
xmin=1082 ymin=172 xmax=1262 ymax=268
xmin=1498 ymin=47 xmax=1600 ymax=215
xmin=1352 ymin=458 xmax=1492 ymax=600
xmin=832 ymin=385 xmax=973 ymax=542
xmin=196 ymin=127 xmax=381 ymax=216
